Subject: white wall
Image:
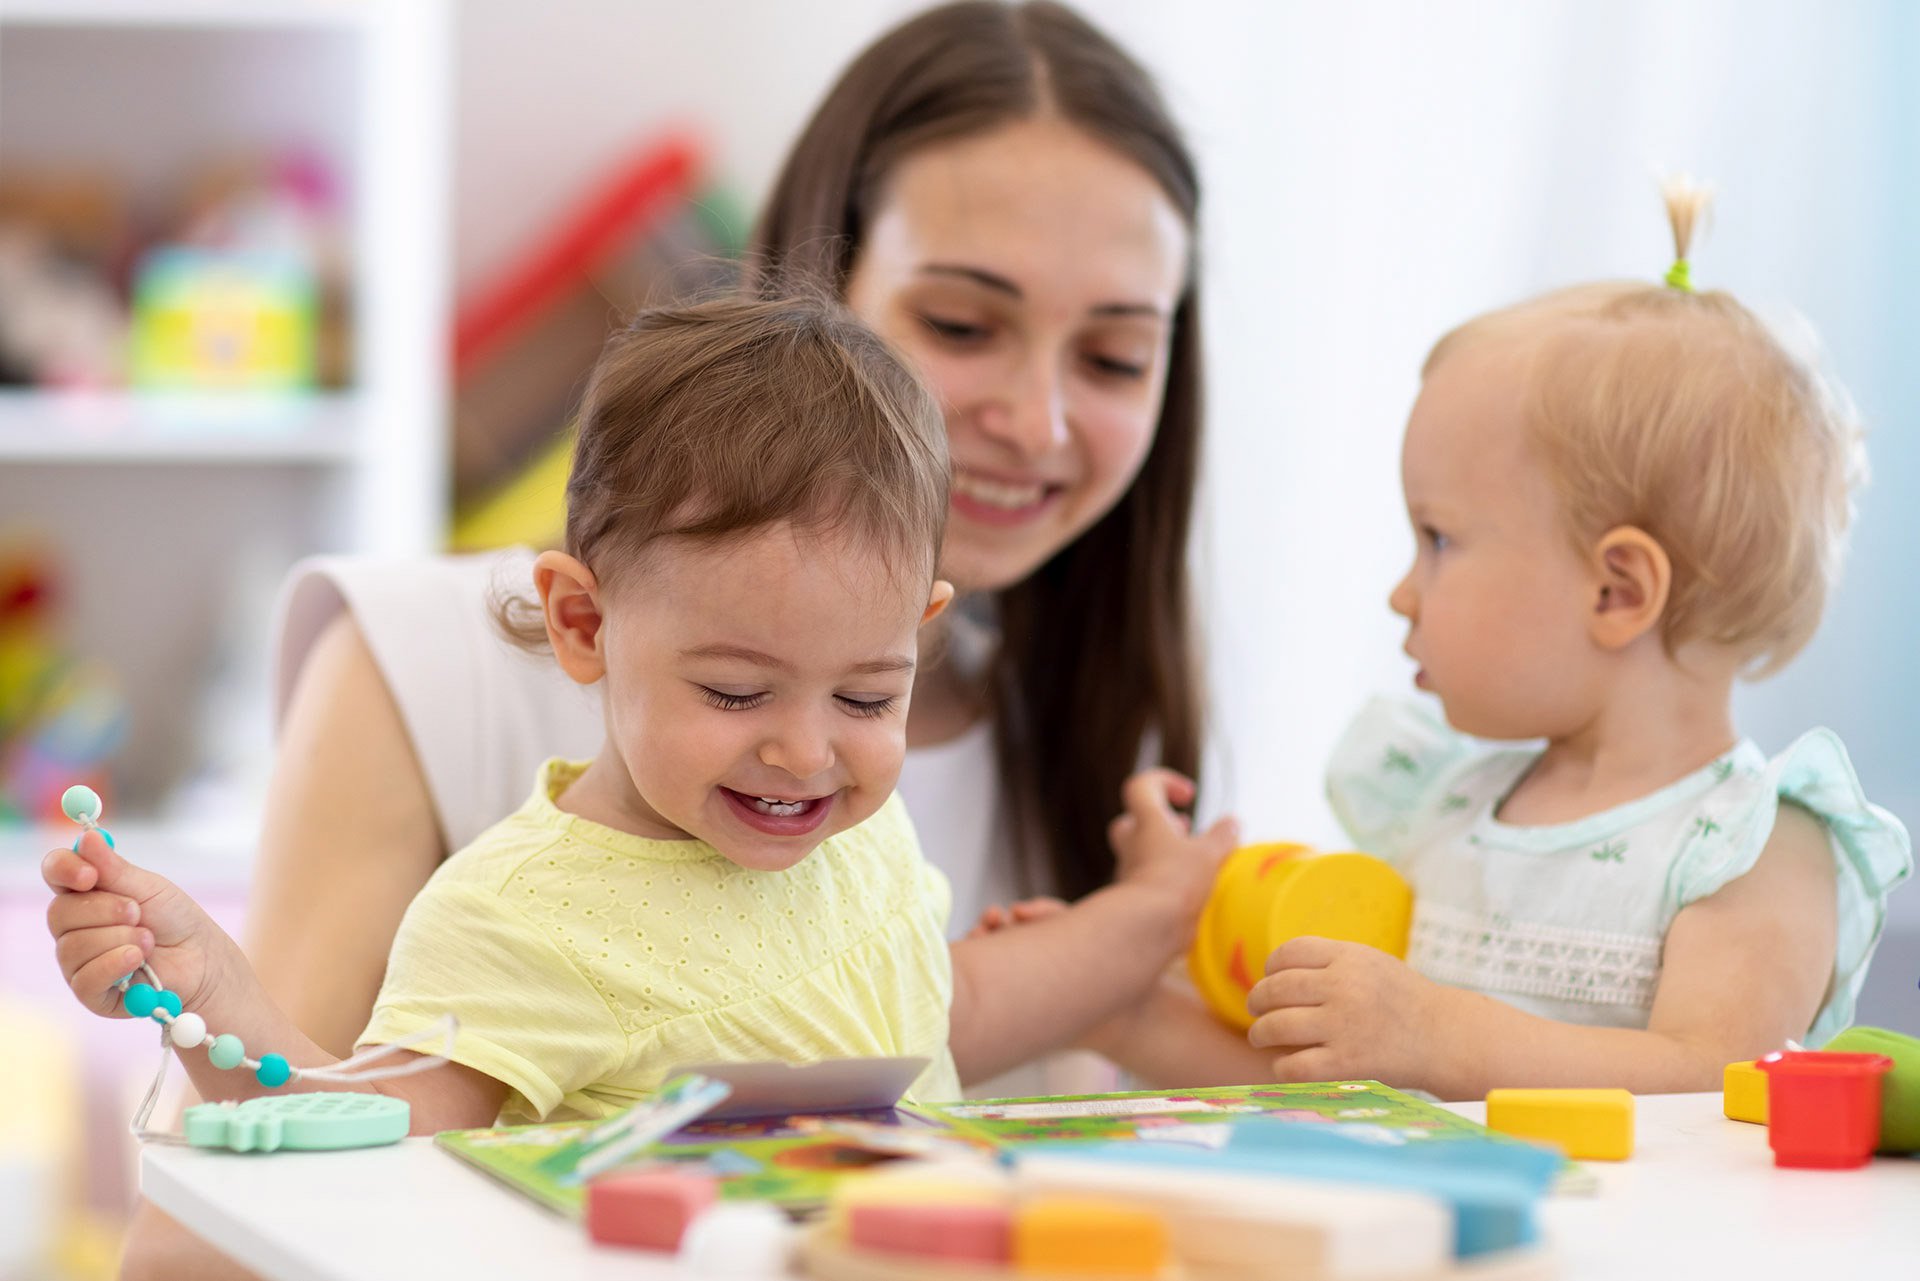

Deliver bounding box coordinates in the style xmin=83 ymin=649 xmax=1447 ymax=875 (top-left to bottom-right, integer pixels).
xmin=453 ymin=0 xmax=1919 ymax=1020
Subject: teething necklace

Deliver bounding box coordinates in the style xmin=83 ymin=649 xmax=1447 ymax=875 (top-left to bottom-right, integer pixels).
xmin=62 ymin=784 xmax=455 ymax=1143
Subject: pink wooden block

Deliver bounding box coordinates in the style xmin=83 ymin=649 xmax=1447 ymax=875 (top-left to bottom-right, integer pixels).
xmin=585 ymin=1169 xmax=719 ymax=1251
xmin=848 ymin=1201 xmax=1013 ymax=1263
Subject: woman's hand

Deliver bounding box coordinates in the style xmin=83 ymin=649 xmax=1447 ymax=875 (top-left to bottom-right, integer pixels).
xmin=1107 ymin=768 xmax=1238 ymax=939
xmin=44 ymin=830 xmax=243 ymax=1020
xmin=1246 ymin=936 xmax=1449 ymax=1089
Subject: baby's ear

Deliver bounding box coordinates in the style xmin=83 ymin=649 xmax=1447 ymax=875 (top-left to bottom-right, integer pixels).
xmin=1588 ymin=526 xmax=1671 ymax=650
xmin=534 ymin=551 xmax=607 ymax=685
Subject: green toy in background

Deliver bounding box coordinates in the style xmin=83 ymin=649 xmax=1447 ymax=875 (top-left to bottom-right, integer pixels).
xmin=1823 ymin=1025 xmax=1920 ymax=1153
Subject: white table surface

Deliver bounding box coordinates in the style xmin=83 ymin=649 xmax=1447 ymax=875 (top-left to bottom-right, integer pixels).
xmin=142 ymin=1092 xmax=1920 ymax=1280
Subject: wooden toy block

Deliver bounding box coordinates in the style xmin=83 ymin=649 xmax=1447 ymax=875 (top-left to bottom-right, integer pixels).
xmin=847 ymin=1201 xmax=1012 ymax=1264
xmin=827 ymin=1172 xmax=1010 ymax=1242
xmin=1484 ymin=1089 xmax=1633 ymax=1161
xmin=1013 ymin=1154 xmax=1451 ymax=1278
xmin=1723 ymin=1060 xmax=1768 ymax=1125
xmin=1014 ymin=1196 xmax=1169 ymax=1277
xmin=583 ymin=1168 xmax=718 ymax=1251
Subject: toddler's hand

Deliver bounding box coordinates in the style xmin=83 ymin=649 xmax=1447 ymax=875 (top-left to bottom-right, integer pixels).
xmin=44 ymin=830 xmax=237 ymax=1019
xmin=1246 ymin=937 xmax=1443 ymax=1088
xmin=966 ymin=897 xmax=1068 ymax=940
xmin=1108 ymin=768 xmax=1238 ymax=929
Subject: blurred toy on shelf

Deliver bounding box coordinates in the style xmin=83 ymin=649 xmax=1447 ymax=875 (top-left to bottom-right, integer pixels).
xmin=0 ymin=149 xmax=350 ymax=394
xmin=0 ymin=541 xmax=125 ymax=825
xmin=449 ymin=135 xmax=749 ymax=550
xmin=130 ymin=247 xmax=317 ymax=391
xmin=0 ymin=225 xmax=128 ymax=389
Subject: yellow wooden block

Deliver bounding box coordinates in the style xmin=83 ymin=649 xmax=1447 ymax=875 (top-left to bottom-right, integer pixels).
xmin=1014 ymin=1196 xmax=1168 ymax=1276
xmin=1484 ymin=1088 xmax=1634 ymax=1160
xmin=1723 ymin=1060 xmax=1768 ymax=1125
xmin=826 ymin=1173 xmax=1009 ymax=1242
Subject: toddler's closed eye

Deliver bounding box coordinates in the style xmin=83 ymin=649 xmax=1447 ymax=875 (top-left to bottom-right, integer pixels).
xmin=836 ymin=695 xmax=899 ymax=719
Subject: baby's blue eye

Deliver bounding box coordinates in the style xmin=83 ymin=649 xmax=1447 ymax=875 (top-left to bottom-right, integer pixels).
xmin=1423 ymin=526 xmax=1449 ymax=552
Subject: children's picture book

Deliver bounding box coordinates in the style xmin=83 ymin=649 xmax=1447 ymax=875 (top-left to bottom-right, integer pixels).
xmin=927 ymin=1080 xmax=1510 ymax=1149
xmin=435 ymin=1079 xmax=1539 ymax=1219
xmin=437 ymin=1105 xmax=966 ymax=1216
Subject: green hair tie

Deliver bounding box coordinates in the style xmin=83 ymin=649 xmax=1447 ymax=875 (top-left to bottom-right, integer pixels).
xmin=1665 ymin=258 xmax=1693 ymax=292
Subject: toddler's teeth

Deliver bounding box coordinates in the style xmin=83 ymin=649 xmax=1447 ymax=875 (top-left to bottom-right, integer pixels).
xmin=748 ymin=795 xmax=810 ymax=817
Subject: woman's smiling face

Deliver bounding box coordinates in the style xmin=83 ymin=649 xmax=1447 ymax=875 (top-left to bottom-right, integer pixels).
xmin=846 ymin=115 xmax=1191 ymax=592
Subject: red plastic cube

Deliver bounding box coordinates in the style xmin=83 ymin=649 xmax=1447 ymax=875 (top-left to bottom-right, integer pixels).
xmin=1757 ymin=1050 xmax=1894 ymax=1169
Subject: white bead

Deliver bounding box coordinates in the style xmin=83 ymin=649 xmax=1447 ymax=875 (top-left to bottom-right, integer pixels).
xmin=168 ymin=1012 xmax=208 ymax=1049
xmin=677 ymin=1203 xmax=793 ymax=1276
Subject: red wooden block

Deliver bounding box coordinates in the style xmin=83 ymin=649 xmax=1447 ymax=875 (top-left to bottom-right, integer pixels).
xmin=585 ymin=1169 xmax=719 ymax=1251
xmin=847 ymin=1200 xmax=1013 ymax=1264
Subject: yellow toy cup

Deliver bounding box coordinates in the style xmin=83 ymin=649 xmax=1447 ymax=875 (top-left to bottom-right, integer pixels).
xmin=1187 ymin=843 xmax=1414 ymax=1030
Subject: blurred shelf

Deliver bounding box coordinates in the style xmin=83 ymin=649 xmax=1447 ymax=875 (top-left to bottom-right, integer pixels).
xmin=0 ymin=0 xmax=371 ymax=30
xmin=0 ymin=819 xmax=256 ymax=894
xmin=0 ymin=389 xmax=362 ymax=463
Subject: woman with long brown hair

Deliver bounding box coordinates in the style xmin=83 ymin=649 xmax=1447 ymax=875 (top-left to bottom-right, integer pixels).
xmin=755 ymin=0 xmax=1207 ymax=908
xmin=118 ymin=5 xmax=1216 ymax=1275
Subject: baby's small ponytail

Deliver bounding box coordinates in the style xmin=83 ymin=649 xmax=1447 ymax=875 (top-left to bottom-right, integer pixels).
xmin=1661 ymin=174 xmax=1713 ymax=292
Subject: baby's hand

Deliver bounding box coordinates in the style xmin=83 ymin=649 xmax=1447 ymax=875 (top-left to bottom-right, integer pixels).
xmin=966 ymin=897 xmax=1068 ymax=940
xmin=44 ymin=830 xmax=237 ymax=1019
xmin=1246 ymin=937 xmax=1444 ymax=1088
xmin=1107 ymin=768 xmax=1238 ymax=928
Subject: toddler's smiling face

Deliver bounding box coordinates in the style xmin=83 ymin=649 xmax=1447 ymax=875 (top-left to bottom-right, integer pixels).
xmin=544 ymin=521 xmax=948 ymax=871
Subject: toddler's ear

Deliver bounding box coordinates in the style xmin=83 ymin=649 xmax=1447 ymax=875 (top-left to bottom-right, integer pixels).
xmin=921 ymin=580 xmax=956 ymax=627
xmin=1589 ymin=526 xmax=1671 ymax=650
xmin=534 ymin=551 xmax=607 ymax=685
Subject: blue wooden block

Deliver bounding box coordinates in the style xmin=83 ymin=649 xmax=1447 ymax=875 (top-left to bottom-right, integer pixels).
xmin=1011 ymin=1122 xmax=1557 ymax=1259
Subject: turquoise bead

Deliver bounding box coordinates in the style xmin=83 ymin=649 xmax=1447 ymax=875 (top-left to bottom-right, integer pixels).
xmin=152 ymin=990 xmax=182 ymax=1019
xmin=123 ymin=983 xmax=158 ymax=1018
xmin=69 ymin=828 xmax=114 ymax=852
xmin=207 ymin=1034 xmax=245 ymax=1070
xmin=255 ymin=1054 xmax=292 ymax=1088
xmin=61 ymin=785 xmax=101 ymax=823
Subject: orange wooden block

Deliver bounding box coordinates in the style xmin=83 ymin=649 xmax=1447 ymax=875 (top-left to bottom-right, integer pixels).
xmin=1013 ymin=1196 xmax=1168 ymax=1276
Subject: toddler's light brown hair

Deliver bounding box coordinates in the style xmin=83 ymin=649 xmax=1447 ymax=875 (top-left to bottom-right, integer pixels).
xmin=497 ymin=293 xmax=950 ymax=646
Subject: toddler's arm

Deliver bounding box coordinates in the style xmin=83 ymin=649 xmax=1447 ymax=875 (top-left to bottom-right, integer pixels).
xmin=945 ymin=769 xmax=1238 ymax=1084
xmin=45 ymin=830 xmax=508 ymax=1134
xmin=1247 ymin=805 xmax=1838 ymax=1098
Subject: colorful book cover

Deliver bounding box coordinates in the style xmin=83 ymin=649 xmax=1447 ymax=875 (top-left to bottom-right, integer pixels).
xmin=926 ymin=1081 xmax=1510 ymax=1148
xmin=435 ymin=1105 xmax=967 ymax=1217
xmin=435 ymin=1081 xmax=1543 ymax=1218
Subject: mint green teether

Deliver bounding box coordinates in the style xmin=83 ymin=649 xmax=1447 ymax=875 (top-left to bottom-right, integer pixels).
xmin=183 ymin=1093 xmax=411 ymax=1153
xmin=62 ymin=784 xmax=102 ymax=823
xmin=61 ymin=777 xmax=456 ymax=1147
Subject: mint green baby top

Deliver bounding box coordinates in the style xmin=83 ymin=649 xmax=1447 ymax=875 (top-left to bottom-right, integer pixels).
xmin=1327 ymin=697 xmax=1911 ymax=1045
